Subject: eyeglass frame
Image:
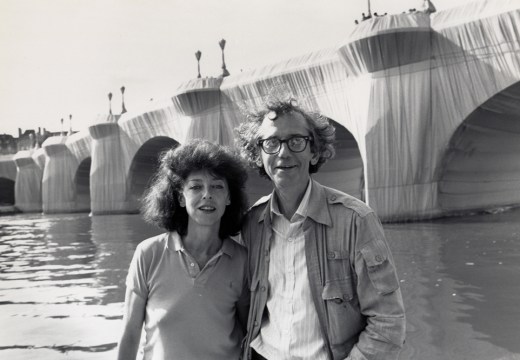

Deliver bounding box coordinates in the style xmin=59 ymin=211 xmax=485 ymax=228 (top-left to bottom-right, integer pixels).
xmin=257 ymin=135 xmax=313 ymax=154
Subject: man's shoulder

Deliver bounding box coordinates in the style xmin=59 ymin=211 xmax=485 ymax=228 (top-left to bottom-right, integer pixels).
xmin=251 ymin=194 xmax=271 ymax=208
xmin=319 ymin=183 xmax=374 ymax=218
xmin=247 ymin=194 xmax=271 ymax=215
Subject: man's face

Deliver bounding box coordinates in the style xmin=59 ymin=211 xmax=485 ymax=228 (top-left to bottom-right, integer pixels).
xmin=257 ymin=112 xmax=318 ymax=193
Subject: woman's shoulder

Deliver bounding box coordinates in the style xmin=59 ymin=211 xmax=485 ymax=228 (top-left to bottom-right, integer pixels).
xmin=136 ymin=232 xmax=170 ymax=254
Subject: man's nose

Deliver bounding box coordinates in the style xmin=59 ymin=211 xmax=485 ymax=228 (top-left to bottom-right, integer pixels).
xmin=278 ymin=142 xmax=291 ymax=157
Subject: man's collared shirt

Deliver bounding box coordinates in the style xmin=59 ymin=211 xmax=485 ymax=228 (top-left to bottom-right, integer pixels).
xmin=242 ymin=179 xmax=406 ymax=360
xmin=251 ymin=180 xmax=329 ymax=360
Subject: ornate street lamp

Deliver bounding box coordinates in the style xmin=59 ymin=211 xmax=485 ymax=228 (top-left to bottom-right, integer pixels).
xmin=69 ymin=114 xmax=72 ymax=135
xmin=60 ymin=118 xmax=64 ymax=135
xmin=195 ymin=50 xmax=202 ymax=78
xmin=108 ymin=92 xmax=113 ymax=115
xmin=219 ymin=39 xmax=230 ymax=77
xmin=121 ymin=86 xmax=127 ymax=114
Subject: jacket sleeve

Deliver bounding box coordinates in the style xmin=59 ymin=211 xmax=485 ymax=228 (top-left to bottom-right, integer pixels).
xmin=348 ymin=212 xmax=406 ymax=360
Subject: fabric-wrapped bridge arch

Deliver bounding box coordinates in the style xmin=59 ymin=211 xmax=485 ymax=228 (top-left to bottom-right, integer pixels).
xmin=2 ymin=0 xmax=520 ymax=221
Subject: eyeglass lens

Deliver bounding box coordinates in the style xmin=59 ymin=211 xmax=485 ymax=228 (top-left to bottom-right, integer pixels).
xmin=261 ymin=136 xmax=309 ymax=154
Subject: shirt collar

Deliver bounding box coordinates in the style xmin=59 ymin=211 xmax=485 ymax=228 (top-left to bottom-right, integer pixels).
xmin=169 ymin=231 xmax=234 ymax=257
xmin=260 ymin=179 xmax=332 ymax=226
xmin=270 ymin=179 xmax=312 ymax=221
xmin=170 ymin=231 xmax=184 ymax=251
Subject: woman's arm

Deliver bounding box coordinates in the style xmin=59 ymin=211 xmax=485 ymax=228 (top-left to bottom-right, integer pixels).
xmin=117 ymin=287 xmax=146 ymax=360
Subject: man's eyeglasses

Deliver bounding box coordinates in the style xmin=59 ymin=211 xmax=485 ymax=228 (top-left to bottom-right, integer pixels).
xmin=257 ymin=136 xmax=312 ymax=154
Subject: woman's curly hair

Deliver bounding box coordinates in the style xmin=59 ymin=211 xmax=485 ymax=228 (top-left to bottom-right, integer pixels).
xmin=235 ymin=96 xmax=336 ymax=179
xmin=141 ymin=139 xmax=248 ymax=239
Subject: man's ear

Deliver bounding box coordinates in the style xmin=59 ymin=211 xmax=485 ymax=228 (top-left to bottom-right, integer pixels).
xmin=310 ymin=153 xmax=319 ymax=165
xmin=255 ymin=158 xmax=263 ymax=168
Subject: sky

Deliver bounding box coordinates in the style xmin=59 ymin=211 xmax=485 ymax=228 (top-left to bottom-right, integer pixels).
xmin=0 ymin=0 xmax=476 ymax=137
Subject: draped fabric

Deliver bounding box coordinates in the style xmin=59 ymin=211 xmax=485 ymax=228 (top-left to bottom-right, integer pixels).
xmin=89 ymin=121 xmax=130 ymax=214
xmin=172 ymin=77 xmax=223 ymax=143
xmin=220 ymin=48 xmax=366 ymax=204
xmin=41 ymin=136 xmax=79 ymax=213
xmin=3 ymin=0 xmax=520 ymax=220
xmin=217 ymin=0 xmax=520 ymax=220
xmin=119 ymin=101 xmax=182 ymax=210
xmin=87 ymin=101 xmax=183 ymax=214
xmin=14 ymin=151 xmax=42 ymax=212
xmin=433 ymin=0 xmax=520 ymax=215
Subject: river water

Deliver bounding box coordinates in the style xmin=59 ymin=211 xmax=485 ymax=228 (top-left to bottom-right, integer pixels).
xmin=1 ymin=210 xmax=519 ymax=360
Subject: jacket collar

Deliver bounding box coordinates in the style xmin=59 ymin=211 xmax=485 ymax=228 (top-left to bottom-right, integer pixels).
xmin=257 ymin=179 xmax=332 ymax=226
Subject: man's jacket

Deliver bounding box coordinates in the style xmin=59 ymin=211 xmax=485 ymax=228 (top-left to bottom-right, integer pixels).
xmin=241 ymin=180 xmax=406 ymax=360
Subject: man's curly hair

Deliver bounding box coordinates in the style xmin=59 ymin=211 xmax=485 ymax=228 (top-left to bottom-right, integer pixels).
xmin=235 ymin=96 xmax=336 ymax=179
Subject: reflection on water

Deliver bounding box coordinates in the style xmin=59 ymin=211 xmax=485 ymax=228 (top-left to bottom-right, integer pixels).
xmin=387 ymin=210 xmax=520 ymax=360
xmin=0 ymin=213 xmax=160 ymax=360
xmin=1 ymin=210 xmax=520 ymax=359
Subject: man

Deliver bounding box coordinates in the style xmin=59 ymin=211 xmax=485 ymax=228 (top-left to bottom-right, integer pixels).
xmin=236 ymin=96 xmax=405 ymax=360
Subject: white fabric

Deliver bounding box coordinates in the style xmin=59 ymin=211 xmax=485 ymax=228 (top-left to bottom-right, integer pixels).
xmin=4 ymin=0 xmax=520 ymax=220
xmin=14 ymin=151 xmax=42 ymax=212
xmin=41 ymin=135 xmax=80 ymax=213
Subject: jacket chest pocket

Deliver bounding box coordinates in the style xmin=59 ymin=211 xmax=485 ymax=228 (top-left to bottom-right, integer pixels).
xmin=321 ymin=277 xmax=363 ymax=346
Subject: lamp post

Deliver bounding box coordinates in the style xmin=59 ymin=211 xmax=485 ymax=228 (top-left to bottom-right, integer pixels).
xmin=195 ymin=50 xmax=202 ymax=78
xmin=121 ymin=86 xmax=127 ymax=114
xmin=69 ymin=114 xmax=72 ymax=135
xmin=108 ymin=92 xmax=113 ymax=115
xmin=60 ymin=118 xmax=64 ymax=136
xmin=219 ymin=39 xmax=230 ymax=77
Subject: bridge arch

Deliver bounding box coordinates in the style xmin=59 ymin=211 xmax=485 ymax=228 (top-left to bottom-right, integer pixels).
xmin=314 ymin=119 xmax=364 ymax=201
xmin=0 ymin=178 xmax=15 ymax=205
xmin=127 ymin=136 xmax=179 ymax=210
xmin=74 ymin=157 xmax=91 ymax=212
xmin=439 ymin=80 xmax=520 ymax=213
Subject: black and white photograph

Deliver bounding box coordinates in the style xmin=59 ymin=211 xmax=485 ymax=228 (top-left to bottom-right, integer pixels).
xmin=1 ymin=0 xmax=520 ymax=359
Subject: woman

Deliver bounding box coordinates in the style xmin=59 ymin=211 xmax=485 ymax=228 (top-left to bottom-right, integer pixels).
xmin=117 ymin=139 xmax=249 ymax=360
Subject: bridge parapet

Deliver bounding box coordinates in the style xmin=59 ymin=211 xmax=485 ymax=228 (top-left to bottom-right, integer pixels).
xmin=171 ymin=77 xmax=224 ymax=144
xmin=41 ymin=136 xmax=79 ymax=213
xmin=88 ymin=120 xmax=131 ymax=214
xmin=14 ymin=150 xmax=42 ymax=212
xmin=338 ymin=12 xmax=432 ymax=76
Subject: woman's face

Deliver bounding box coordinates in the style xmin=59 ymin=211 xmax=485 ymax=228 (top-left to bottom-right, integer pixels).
xmin=179 ymin=169 xmax=230 ymax=229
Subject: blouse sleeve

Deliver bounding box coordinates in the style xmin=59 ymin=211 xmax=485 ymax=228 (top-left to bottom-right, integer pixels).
xmin=125 ymin=242 xmax=150 ymax=300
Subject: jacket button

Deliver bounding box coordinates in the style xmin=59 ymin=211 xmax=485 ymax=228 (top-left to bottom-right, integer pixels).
xmin=330 ymin=195 xmax=337 ymax=201
xmin=375 ymin=255 xmax=384 ymax=262
xmin=328 ymin=251 xmax=336 ymax=259
xmin=261 ymin=286 xmax=266 ymax=292
xmin=254 ymin=321 xmax=259 ymax=326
